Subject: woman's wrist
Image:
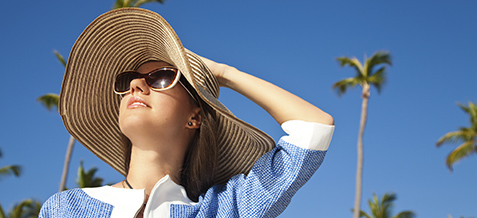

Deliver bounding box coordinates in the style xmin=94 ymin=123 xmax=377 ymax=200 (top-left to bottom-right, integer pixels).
xmin=218 ymin=64 xmax=239 ymax=89
xmin=198 ymin=55 xmax=231 ymax=88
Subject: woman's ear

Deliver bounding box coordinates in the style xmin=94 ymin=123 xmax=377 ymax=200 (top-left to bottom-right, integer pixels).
xmin=186 ymin=107 xmax=201 ymax=129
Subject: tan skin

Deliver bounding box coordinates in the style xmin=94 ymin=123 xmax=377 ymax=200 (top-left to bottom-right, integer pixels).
xmin=112 ymin=57 xmax=334 ymax=217
xmin=199 ymin=56 xmax=334 ymax=126
xmin=112 ymin=61 xmax=201 ymax=216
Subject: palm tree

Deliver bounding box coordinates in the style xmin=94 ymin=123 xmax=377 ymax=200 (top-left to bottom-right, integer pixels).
xmin=1 ymin=199 xmax=41 ymax=218
xmin=0 ymin=148 xmax=27 ymax=218
xmin=436 ymin=101 xmax=477 ymax=170
xmin=38 ymin=51 xmax=75 ymax=192
xmin=0 ymin=148 xmax=21 ymax=181
xmin=37 ymin=51 xmax=63 ymax=112
xmin=333 ymin=51 xmax=392 ymax=218
xmin=37 ymin=94 xmax=59 ymax=111
xmin=113 ymin=0 xmax=165 ymax=9
xmin=76 ymin=160 xmax=104 ymax=188
xmin=358 ymin=193 xmax=415 ymax=218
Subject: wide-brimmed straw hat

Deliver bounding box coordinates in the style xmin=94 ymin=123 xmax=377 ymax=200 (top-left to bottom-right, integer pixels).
xmin=59 ymin=8 xmax=275 ymax=185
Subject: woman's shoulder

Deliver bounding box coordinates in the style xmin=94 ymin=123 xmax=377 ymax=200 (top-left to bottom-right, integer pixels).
xmin=40 ymin=187 xmax=115 ymax=218
xmin=43 ymin=188 xmax=107 ymax=207
xmin=44 ymin=188 xmax=87 ymax=202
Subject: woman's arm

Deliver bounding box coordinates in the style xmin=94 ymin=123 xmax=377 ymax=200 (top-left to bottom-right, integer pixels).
xmin=199 ymin=56 xmax=334 ymax=126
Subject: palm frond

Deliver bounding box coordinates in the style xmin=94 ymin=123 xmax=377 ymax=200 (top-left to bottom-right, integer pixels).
xmin=437 ymin=101 xmax=477 ymax=171
xmin=0 ymin=165 xmax=22 ymax=180
xmin=112 ymin=0 xmax=122 ymax=10
xmin=364 ymin=51 xmax=391 ymax=93
xmin=91 ymin=177 xmax=105 ymax=187
xmin=381 ymin=193 xmax=397 ymax=218
xmin=362 ymin=193 xmax=415 ymax=218
xmin=84 ymin=167 xmax=102 ymax=187
xmin=446 ymin=140 xmax=477 ymax=170
xmin=113 ymin=0 xmax=128 ymax=8
xmin=392 ymin=211 xmax=416 ymax=218
xmin=9 ymin=199 xmax=41 ymax=218
xmin=368 ymin=194 xmax=380 ymax=217
xmin=368 ymin=67 xmax=386 ymax=94
xmin=53 ymin=50 xmax=66 ymax=67
xmin=335 ymin=51 xmax=391 ymax=98
xmin=20 ymin=199 xmax=41 ymax=218
xmin=0 ymin=203 xmax=5 ymax=218
xmin=77 ymin=160 xmax=86 ymax=188
xmin=381 ymin=193 xmax=397 ymax=205
xmin=113 ymin=0 xmax=165 ymax=8
xmin=113 ymin=0 xmax=135 ymax=8
xmin=37 ymin=93 xmax=59 ymax=112
xmin=337 ymin=56 xmax=364 ymax=77
xmin=332 ymin=77 xmax=360 ymax=96
xmin=457 ymin=102 xmax=472 ymax=114
xmin=134 ymin=0 xmax=166 ymax=7
xmin=365 ymin=51 xmax=392 ymax=74
xmin=27 ymin=201 xmax=42 ymax=218
xmin=77 ymin=161 xmax=104 ymax=188
xmin=436 ymin=129 xmax=474 ymax=147
xmin=368 ymin=51 xmax=392 ymax=65
xmin=458 ymin=102 xmax=477 ymax=128
xmin=359 ymin=210 xmax=373 ymax=218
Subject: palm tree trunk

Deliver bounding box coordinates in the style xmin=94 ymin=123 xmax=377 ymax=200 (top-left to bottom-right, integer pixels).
xmin=58 ymin=135 xmax=75 ymax=192
xmin=353 ymin=83 xmax=370 ymax=218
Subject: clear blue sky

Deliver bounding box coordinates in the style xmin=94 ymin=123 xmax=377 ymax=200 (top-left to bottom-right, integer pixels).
xmin=1 ymin=0 xmax=476 ymax=217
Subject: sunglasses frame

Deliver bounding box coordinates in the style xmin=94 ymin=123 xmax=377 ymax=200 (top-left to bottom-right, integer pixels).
xmin=113 ymin=67 xmax=181 ymax=95
xmin=113 ymin=67 xmax=198 ymax=103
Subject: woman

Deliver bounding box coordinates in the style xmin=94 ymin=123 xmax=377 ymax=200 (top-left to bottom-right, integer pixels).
xmin=40 ymin=8 xmax=334 ymax=218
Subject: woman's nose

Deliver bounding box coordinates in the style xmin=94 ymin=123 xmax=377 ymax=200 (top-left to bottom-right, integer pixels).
xmin=129 ymin=78 xmax=150 ymax=95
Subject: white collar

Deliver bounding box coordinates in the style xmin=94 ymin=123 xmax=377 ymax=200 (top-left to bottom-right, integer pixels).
xmin=82 ymin=175 xmax=196 ymax=218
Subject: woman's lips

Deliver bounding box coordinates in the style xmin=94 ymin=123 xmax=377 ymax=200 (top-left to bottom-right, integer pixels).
xmin=127 ymin=96 xmax=150 ymax=108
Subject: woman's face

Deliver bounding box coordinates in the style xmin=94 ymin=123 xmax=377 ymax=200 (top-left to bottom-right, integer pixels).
xmin=118 ymin=61 xmax=199 ymax=144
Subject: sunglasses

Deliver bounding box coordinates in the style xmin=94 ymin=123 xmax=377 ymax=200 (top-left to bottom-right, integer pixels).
xmin=114 ymin=67 xmax=198 ymax=103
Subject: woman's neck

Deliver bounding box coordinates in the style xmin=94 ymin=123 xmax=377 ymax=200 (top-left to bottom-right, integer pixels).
xmin=125 ymin=142 xmax=186 ymax=195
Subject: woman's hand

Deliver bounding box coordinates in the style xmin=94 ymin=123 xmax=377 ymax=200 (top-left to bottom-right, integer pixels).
xmin=197 ymin=54 xmax=334 ymax=126
xmin=198 ymin=56 xmax=230 ymax=88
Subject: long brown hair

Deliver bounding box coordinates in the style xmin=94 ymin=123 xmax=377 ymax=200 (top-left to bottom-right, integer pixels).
xmin=180 ymin=99 xmax=218 ymax=201
xmin=122 ymin=76 xmax=219 ymax=202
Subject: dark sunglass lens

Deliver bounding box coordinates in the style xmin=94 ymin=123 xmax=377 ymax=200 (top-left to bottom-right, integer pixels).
xmin=148 ymin=70 xmax=177 ymax=89
xmin=114 ymin=72 xmax=138 ymax=92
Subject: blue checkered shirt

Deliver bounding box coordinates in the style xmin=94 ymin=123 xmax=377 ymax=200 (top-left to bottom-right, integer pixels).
xmin=40 ymin=121 xmax=334 ymax=218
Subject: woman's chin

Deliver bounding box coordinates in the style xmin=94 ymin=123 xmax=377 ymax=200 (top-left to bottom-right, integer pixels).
xmin=119 ymin=116 xmax=157 ymax=134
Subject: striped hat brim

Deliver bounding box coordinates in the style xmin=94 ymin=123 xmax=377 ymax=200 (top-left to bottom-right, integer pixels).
xmin=59 ymin=8 xmax=275 ymax=185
